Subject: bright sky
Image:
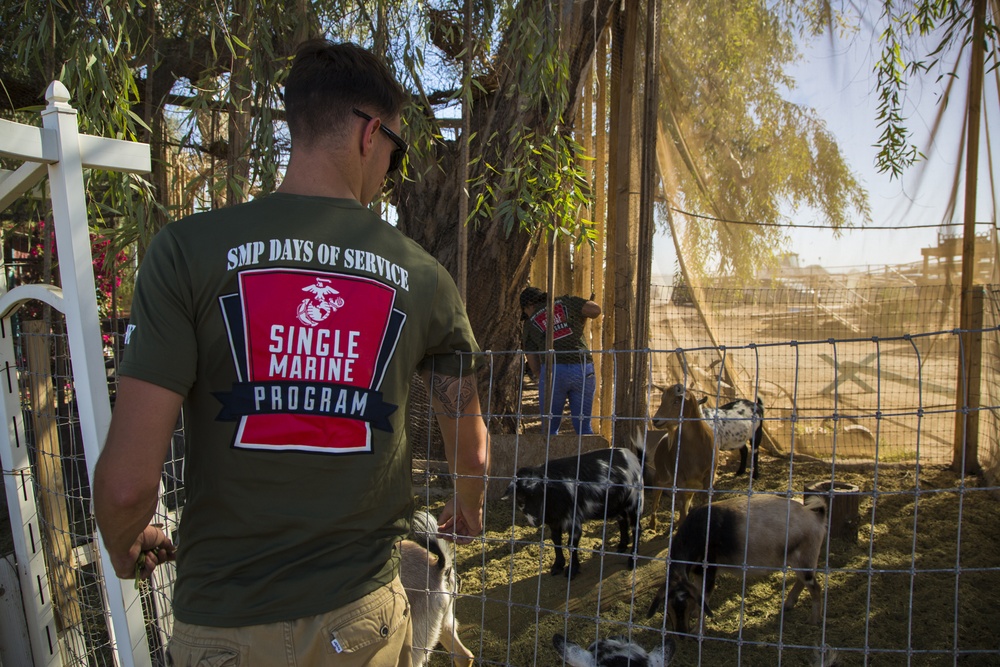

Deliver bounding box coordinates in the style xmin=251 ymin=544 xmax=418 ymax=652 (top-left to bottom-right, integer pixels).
xmin=653 ymin=16 xmax=998 ymax=278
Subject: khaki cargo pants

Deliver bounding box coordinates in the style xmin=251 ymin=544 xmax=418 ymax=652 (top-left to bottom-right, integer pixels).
xmin=167 ymin=576 xmax=413 ymax=666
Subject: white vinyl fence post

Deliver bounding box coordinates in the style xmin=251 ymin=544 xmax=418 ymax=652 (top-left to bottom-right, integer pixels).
xmin=0 ymin=554 xmax=34 ymax=665
xmin=0 ymin=303 xmax=62 ymax=666
xmin=0 ymin=81 xmax=153 ymax=667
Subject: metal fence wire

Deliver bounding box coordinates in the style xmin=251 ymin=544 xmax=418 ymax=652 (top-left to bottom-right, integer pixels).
xmin=1 ymin=282 xmax=999 ymax=666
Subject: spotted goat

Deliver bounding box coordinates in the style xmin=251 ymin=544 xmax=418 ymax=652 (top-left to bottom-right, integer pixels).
xmin=400 ymin=510 xmax=474 ymax=667
xmin=552 ymin=633 xmax=676 ymax=667
xmin=652 ymin=382 xmax=765 ymax=479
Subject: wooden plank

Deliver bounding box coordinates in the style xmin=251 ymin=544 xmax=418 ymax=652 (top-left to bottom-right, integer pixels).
xmin=816 ymin=302 xmax=860 ymax=334
xmin=954 ymin=286 xmax=984 ymax=473
xmin=953 ymin=0 xmax=987 ymax=476
xmin=594 ymin=31 xmax=610 ymax=441
xmin=23 ymin=320 xmax=82 ymax=634
xmin=610 ymin=0 xmax=640 ymax=446
xmin=560 ymin=530 xmax=671 ymax=616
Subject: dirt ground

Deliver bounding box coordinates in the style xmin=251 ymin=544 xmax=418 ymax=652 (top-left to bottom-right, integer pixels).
xmin=4 ymin=445 xmax=996 ymax=666
xmin=423 ymin=455 xmax=1000 ymax=666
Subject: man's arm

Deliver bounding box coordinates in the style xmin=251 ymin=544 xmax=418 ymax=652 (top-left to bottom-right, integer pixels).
xmin=422 ymin=370 xmax=490 ymax=543
xmin=93 ymin=376 xmax=182 ymax=579
xmin=524 ymin=352 xmax=541 ymax=377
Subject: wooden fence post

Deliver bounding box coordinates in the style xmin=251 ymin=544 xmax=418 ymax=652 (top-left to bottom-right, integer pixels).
xmin=952 ymin=0 xmax=987 ymax=477
xmin=23 ymin=320 xmax=87 ymax=656
xmin=953 ymin=285 xmax=984 ymax=474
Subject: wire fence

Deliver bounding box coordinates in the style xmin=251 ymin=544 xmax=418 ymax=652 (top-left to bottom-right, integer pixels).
xmin=435 ymin=351 xmax=998 ymax=667
xmin=2 ymin=283 xmax=999 ymax=665
xmin=640 ymin=282 xmax=994 ymax=468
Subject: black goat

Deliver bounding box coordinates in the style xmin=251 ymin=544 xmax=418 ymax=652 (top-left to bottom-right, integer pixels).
xmin=501 ymin=447 xmax=648 ymax=578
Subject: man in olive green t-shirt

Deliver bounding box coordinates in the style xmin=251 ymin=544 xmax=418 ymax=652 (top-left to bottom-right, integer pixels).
xmin=93 ymin=40 xmax=489 ymax=666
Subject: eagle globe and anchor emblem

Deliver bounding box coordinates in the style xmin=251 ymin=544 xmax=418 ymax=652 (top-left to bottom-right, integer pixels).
xmin=296 ymin=278 xmax=346 ymax=326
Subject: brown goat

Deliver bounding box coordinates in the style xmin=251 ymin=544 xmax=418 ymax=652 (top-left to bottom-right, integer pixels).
xmin=646 ymin=494 xmax=829 ymax=633
xmin=647 ymin=384 xmax=717 ymax=530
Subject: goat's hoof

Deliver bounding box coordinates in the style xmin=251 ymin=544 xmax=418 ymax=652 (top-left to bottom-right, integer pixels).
xmin=564 ymin=567 xmax=579 ymax=579
xmin=550 ymin=565 xmax=564 ymax=576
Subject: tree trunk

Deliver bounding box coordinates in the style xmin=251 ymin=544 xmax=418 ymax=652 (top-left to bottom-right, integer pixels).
xmin=226 ymin=0 xmax=255 ymax=206
xmin=395 ymin=0 xmax=618 ymax=433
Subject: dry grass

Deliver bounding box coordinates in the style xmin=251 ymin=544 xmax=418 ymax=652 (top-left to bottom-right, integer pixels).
xmin=425 ymin=456 xmax=1000 ymax=666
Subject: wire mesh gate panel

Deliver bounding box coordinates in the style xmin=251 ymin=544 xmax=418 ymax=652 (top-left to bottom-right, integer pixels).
xmin=0 ymin=317 xmax=177 ymax=666
xmin=2 ymin=286 xmax=999 ymax=665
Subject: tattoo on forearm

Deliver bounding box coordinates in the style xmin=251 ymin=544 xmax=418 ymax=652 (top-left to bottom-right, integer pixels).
xmin=428 ymin=374 xmax=477 ymax=417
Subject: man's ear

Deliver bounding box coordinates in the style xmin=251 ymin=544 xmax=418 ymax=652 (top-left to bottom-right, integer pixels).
xmin=357 ymin=116 xmax=379 ymax=157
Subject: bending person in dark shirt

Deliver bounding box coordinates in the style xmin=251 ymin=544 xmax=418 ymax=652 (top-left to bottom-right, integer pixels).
xmin=520 ymin=286 xmax=602 ymax=435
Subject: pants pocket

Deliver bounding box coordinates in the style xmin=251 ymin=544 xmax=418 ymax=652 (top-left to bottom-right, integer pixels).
xmin=166 ymin=636 xmax=241 ymax=667
xmin=323 ymin=579 xmax=410 ymax=661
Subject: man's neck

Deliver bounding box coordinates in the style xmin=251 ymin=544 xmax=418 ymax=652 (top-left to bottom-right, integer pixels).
xmin=276 ymin=179 xmax=357 ymax=201
xmin=277 ymin=149 xmax=365 ymax=203
xmin=277 ymin=170 xmax=360 ymax=201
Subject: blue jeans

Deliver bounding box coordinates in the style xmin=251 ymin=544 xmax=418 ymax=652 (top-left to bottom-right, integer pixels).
xmin=538 ymin=362 xmax=596 ymax=435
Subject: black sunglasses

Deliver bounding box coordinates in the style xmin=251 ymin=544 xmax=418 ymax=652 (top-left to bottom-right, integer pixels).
xmin=352 ymin=108 xmax=408 ymax=173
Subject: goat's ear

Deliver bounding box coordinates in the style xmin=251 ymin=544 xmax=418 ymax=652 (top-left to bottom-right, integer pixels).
xmin=552 ymin=633 xmax=592 ymax=667
xmin=521 ymin=477 xmax=541 ymax=493
xmin=698 ymin=396 xmax=708 ymax=405
xmin=500 ymin=480 xmax=515 ymax=500
xmin=701 ymin=598 xmax=714 ymax=617
xmin=682 ymin=579 xmax=712 ymax=616
xmin=660 ymin=637 xmax=677 ymax=664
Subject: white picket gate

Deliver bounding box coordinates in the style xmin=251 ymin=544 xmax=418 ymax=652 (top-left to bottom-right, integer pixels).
xmin=0 ymin=82 xmax=154 ymax=667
